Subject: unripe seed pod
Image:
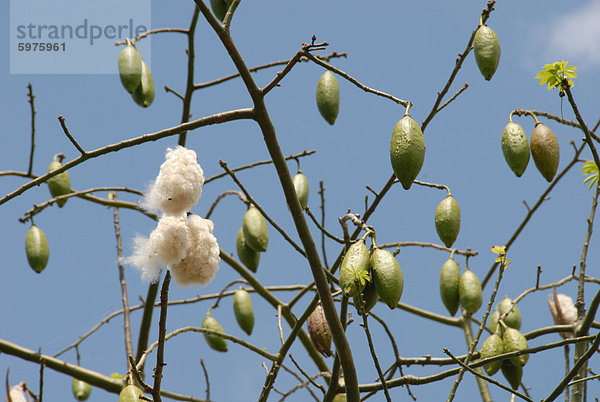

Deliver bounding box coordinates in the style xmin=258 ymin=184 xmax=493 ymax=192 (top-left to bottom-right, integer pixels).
xmin=233 ymin=288 xmax=254 ymax=336
xmin=339 ymin=239 xmax=370 ymax=297
xmin=293 ymin=172 xmax=309 ymax=209
xmin=390 ymin=114 xmax=425 ymax=190
xmin=530 ymin=122 xmax=559 ymax=182
xmin=118 ymin=385 xmax=144 ymax=402
xmin=132 ymin=59 xmax=155 ymax=108
xmin=25 ymin=224 xmax=49 ymax=273
xmin=500 ymin=359 xmax=522 ymax=390
xmin=316 ymin=70 xmax=339 ymax=125
xmin=474 ymin=24 xmax=501 ymax=81
xmin=210 ymin=0 xmax=233 ymax=22
xmin=307 ymin=304 xmax=332 ymax=357
xmin=459 ymin=270 xmax=482 ymax=315
xmin=202 ymin=313 xmax=228 ymax=352
xmin=353 ymin=278 xmax=379 ymax=314
xmin=501 ymin=121 xmax=530 ymax=177
xmin=489 ymin=309 xmax=500 ymax=334
xmin=47 ymin=154 xmax=71 ymax=207
xmin=118 ymin=44 xmax=143 ymax=93
xmin=439 ymin=257 xmax=460 ymax=316
xmin=480 ymin=333 xmax=504 ymax=375
xmin=236 ymin=227 xmax=260 ymax=273
xmin=497 ymin=296 xmax=522 ymax=330
xmin=371 ymin=249 xmax=404 ymax=309
xmin=502 ymin=327 xmax=528 ymax=367
xmin=72 ymin=378 xmax=92 ymax=401
xmin=332 ymin=393 xmax=347 ymax=402
xmin=435 ymin=195 xmax=461 ymax=248
xmin=242 ymin=206 xmax=268 ymax=252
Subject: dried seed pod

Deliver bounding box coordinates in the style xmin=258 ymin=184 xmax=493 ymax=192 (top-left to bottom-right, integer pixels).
xmin=202 ymin=313 xmax=228 ymax=352
xmin=233 ymin=288 xmax=254 ymax=336
xmin=371 ymin=248 xmax=404 ymax=309
xmin=474 ymin=24 xmax=501 ymax=81
xmin=435 ymin=195 xmax=461 ymax=248
xmin=480 ymin=333 xmax=504 ymax=375
xmin=47 ymin=153 xmax=71 ymax=207
xmin=339 ymin=239 xmax=370 ymax=297
xmin=132 ymin=59 xmax=155 ymax=108
xmin=25 ymin=224 xmax=49 ymax=273
xmin=548 ymin=289 xmax=577 ymax=338
xmin=316 ymin=70 xmax=340 ymax=125
xmin=501 ymin=121 xmax=530 ymax=177
xmin=307 ymin=305 xmax=332 ymax=357
xmin=118 ymin=385 xmax=145 ymax=402
xmin=439 ymin=257 xmax=460 ymax=316
xmin=502 ymin=327 xmax=528 ymax=367
xmin=390 ymin=114 xmax=425 ymax=190
xmin=458 ymin=270 xmax=482 ymax=315
xmin=118 ymin=44 xmax=143 ymax=93
xmin=242 ymin=205 xmax=268 ymax=252
xmin=72 ymin=378 xmax=92 ymax=401
xmin=293 ymin=172 xmax=309 ymax=209
xmin=236 ymin=227 xmax=260 ymax=272
xmin=501 ymin=359 xmax=523 ymax=390
xmin=530 ymin=122 xmax=559 ymax=182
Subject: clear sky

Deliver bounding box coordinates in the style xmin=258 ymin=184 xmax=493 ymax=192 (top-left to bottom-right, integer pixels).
xmin=2 ymin=0 xmax=600 ymax=401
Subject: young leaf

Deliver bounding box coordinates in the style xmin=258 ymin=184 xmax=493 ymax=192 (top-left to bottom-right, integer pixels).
xmin=582 ymin=160 xmax=600 ymax=189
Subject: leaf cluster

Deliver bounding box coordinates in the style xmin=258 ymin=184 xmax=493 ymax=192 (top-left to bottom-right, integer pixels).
xmin=581 ymin=160 xmax=599 ymax=190
xmin=535 ymin=61 xmax=577 ymax=93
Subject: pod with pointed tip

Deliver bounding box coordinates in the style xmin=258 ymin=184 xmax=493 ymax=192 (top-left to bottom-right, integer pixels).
xmin=72 ymin=378 xmax=92 ymax=401
xmin=316 ymin=70 xmax=339 ymax=125
xmin=371 ymin=248 xmax=404 ymax=309
xmin=459 ymin=270 xmax=482 ymax=315
xmin=435 ymin=195 xmax=461 ymax=248
xmin=480 ymin=333 xmax=504 ymax=375
xmin=210 ymin=0 xmax=233 ymax=21
xmin=530 ymin=122 xmax=559 ymax=182
xmin=236 ymin=228 xmax=260 ymax=272
xmin=501 ymin=359 xmax=523 ymax=390
xmin=339 ymin=239 xmax=370 ymax=297
xmin=26 ymin=225 xmax=49 ymax=273
xmin=502 ymin=327 xmax=528 ymax=366
xmin=353 ymin=278 xmax=379 ymax=314
xmin=118 ymin=385 xmax=144 ymax=402
xmin=439 ymin=257 xmax=460 ymax=316
xmin=390 ymin=114 xmax=425 ymax=189
xmin=501 ymin=121 xmax=530 ymax=177
xmin=495 ymin=296 xmax=522 ymax=331
xmin=132 ymin=59 xmax=155 ymax=108
xmin=242 ymin=206 xmax=268 ymax=252
xmin=474 ymin=24 xmax=501 ymax=81
xmin=47 ymin=154 xmax=71 ymax=207
xmin=118 ymin=44 xmax=143 ymax=93
xmin=293 ymin=172 xmax=309 ymax=209
xmin=203 ymin=313 xmax=227 ymax=352
xmin=233 ymin=288 xmax=254 ymax=336
xmin=332 ymin=394 xmax=347 ymax=402
xmin=307 ymin=305 xmax=332 ymax=357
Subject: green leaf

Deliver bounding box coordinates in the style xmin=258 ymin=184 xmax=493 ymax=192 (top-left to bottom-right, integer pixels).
xmin=582 ymin=160 xmax=600 ymax=189
xmin=536 ymin=61 xmax=578 ymax=92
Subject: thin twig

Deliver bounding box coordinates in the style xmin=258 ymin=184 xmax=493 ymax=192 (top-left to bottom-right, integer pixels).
xmin=114 ymin=28 xmax=188 ymax=45
xmin=513 ymin=108 xmax=600 ymax=143
xmin=378 ymin=241 xmax=478 ymax=257
xmin=204 ymin=190 xmax=246 ymax=219
xmin=305 ymin=206 xmax=345 ymax=244
xmin=319 ymin=181 xmax=330 ymax=269
xmin=26 ymin=83 xmax=36 ymax=176
xmin=435 ymin=83 xmax=469 ymax=114
xmin=57 ymin=116 xmax=86 ymax=155
xmin=199 ymin=359 xmax=210 ymax=401
xmin=151 ymin=271 xmax=172 ymax=402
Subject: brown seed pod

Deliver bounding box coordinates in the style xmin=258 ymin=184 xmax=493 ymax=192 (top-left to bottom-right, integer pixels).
xmin=307 ymin=304 xmax=332 ymax=357
xmin=530 ymin=122 xmax=560 ymax=182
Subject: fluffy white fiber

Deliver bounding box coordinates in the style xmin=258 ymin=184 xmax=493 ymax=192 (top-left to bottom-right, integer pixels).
xmin=548 ymin=292 xmax=578 ymax=338
xmin=149 ymin=214 xmax=191 ymax=266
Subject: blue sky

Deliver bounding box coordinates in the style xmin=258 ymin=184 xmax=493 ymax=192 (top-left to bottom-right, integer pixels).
xmin=2 ymin=1 xmax=600 ymax=401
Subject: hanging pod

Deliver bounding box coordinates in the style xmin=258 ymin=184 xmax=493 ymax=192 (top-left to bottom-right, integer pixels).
xmin=458 ymin=269 xmax=482 ymax=315
xmin=210 ymin=0 xmax=233 ymax=22
xmin=390 ymin=112 xmax=425 ymax=190
xmin=132 ymin=59 xmax=155 ymax=108
xmin=292 ymin=171 xmax=309 ymax=209
xmin=435 ymin=195 xmax=461 ymax=248
xmin=473 ymin=24 xmax=501 ymax=81
xmin=353 ymin=278 xmax=379 ymax=314
xmin=530 ymin=122 xmax=560 ymax=182
xmin=370 ymin=248 xmax=404 ymax=309
xmin=118 ymin=385 xmax=145 ymax=402
xmin=202 ymin=312 xmax=228 ymax=352
xmin=242 ymin=205 xmax=269 ymax=252
xmin=501 ymin=359 xmax=523 ymax=390
xmin=439 ymin=257 xmax=460 ymax=316
xmin=501 ymin=120 xmax=530 ymax=177
xmin=316 ymin=70 xmax=340 ymax=125
xmin=307 ymin=305 xmax=332 ymax=357
xmin=480 ymin=333 xmax=504 ymax=376
xmin=489 ymin=296 xmax=521 ymax=335
xmin=236 ymin=227 xmax=260 ymax=272
xmin=502 ymin=327 xmax=529 ymax=367
xmin=118 ymin=43 xmax=143 ymax=93
xmin=25 ymin=224 xmax=49 ymax=273
xmin=47 ymin=154 xmax=71 ymax=207
xmin=233 ymin=288 xmax=254 ymax=336
xmin=339 ymin=239 xmax=370 ymax=297
xmin=72 ymin=378 xmax=92 ymax=401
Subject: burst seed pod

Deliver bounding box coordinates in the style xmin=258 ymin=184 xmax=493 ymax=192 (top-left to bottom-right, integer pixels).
xmin=502 ymin=327 xmax=528 ymax=366
xmin=293 ymin=172 xmax=309 ymax=209
xmin=501 ymin=121 xmax=530 ymax=177
xmin=233 ymin=288 xmax=254 ymax=336
xmin=435 ymin=195 xmax=461 ymax=248
xmin=390 ymin=113 xmax=426 ymax=190
xmin=236 ymin=228 xmax=260 ymax=273
xmin=353 ymin=278 xmax=379 ymax=314
xmin=439 ymin=257 xmax=461 ymax=316
xmin=473 ymin=24 xmax=501 ymax=81
xmin=47 ymin=153 xmax=71 ymax=207
xmin=307 ymin=305 xmax=332 ymax=357
xmin=316 ymin=70 xmax=340 ymax=125
xmin=118 ymin=44 xmax=143 ymax=93
xmin=480 ymin=333 xmax=504 ymax=375
xmin=202 ymin=313 xmax=228 ymax=352
xmin=210 ymin=0 xmax=233 ymax=22
xmin=371 ymin=249 xmax=404 ymax=309
xmin=118 ymin=385 xmax=145 ymax=402
xmin=242 ymin=205 xmax=268 ymax=252
xmin=501 ymin=359 xmax=523 ymax=390
xmin=72 ymin=378 xmax=92 ymax=401
xmin=339 ymin=239 xmax=370 ymax=297
xmin=459 ymin=269 xmax=482 ymax=315
xmin=25 ymin=224 xmax=49 ymax=273
xmin=132 ymin=59 xmax=155 ymax=108
xmin=530 ymin=122 xmax=560 ymax=182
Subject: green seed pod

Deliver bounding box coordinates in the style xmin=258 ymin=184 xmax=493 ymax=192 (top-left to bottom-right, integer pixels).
xmin=242 ymin=205 xmax=268 ymax=252
xmin=459 ymin=270 xmax=482 ymax=315
xmin=474 ymin=24 xmax=501 ymax=81
xmin=339 ymin=239 xmax=370 ymax=297
xmin=530 ymin=122 xmax=560 ymax=182
xmin=210 ymin=0 xmax=233 ymax=22
xmin=390 ymin=114 xmax=426 ymax=190
xmin=233 ymin=288 xmax=254 ymax=336
xmin=293 ymin=172 xmax=309 ymax=209
xmin=25 ymin=225 xmax=49 ymax=274
xmin=132 ymin=59 xmax=155 ymax=108
xmin=435 ymin=195 xmax=461 ymax=248
xmin=47 ymin=154 xmax=71 ymax=207
xmin=236 ymin=228 xmax=260 ymax=273
xmin=118 ymin=385 xmax=144 ymax=402
xmin=316 ymin=70 xmax=340 ymax=125
xmin=489 ymin=309 xmax=500 ymax=334
xmin=501 ymin=121 xmax=530 ymax=177
xmin=72 ymin=378 xmax=92 ymax=401
xmin=500 ymin=359 xmax=523 ymax=390
xmin=203 ymin=313 xmax=228 ymax=352
xmin=353 ymin=278 xmax=379 ymax=314
xmin=118 ymin=44 xmax=143 ymax=93
xmin=502 ymin=327 xmax=528 ymax=366
xmin=480 ymin=333 xmax=504 ymax=376
xmin=439 ymin=257 xmax=460 ymax=316
xmin=371 ymin=248 xmax=404 ymax=309
xmin=332 ymin=393 xmax=347 ymax=402
xmin=497 ymin=296 xmax=522 ymax=330
xmin=307 ymin=305 xmax=332 ymax=357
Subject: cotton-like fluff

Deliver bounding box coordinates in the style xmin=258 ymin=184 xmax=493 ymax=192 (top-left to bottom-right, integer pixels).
xmin=143 ymin=146 xmax=205 ymax=215
xmin=7 ymin=383 xmax=28 ymax=402
xmin=170 ymin=214 xmax=220 ymax=286
xmin=548 ymin=290 xmax=578 ymax=338
xmin=149 ymin=214 xmax=191 ymax=266
xmin=124 ymin=235 xmax=163 ymax=283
